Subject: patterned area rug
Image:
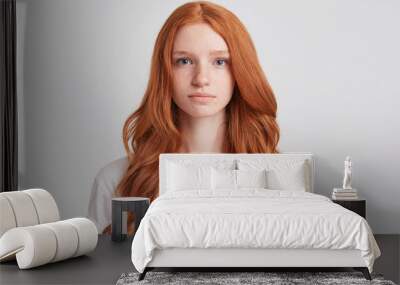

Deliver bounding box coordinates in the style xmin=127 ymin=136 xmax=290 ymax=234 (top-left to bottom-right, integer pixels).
xmin=116 ymin=271 xmax=396 ymax=285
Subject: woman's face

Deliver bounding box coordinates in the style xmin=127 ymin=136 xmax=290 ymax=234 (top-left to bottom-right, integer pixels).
xmin=172 ymin=23 xmax=235 ymax=118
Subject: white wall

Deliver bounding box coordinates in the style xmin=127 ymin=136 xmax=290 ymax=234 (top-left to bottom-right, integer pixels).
xmin=16 ymin=0 xmax=400 ymax=233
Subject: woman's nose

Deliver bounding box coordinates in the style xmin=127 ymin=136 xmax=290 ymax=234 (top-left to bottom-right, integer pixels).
xmin=191 ymin=64 xmax=210 ymax=87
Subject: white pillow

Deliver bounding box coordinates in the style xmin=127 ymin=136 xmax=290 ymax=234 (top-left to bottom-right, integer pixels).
xmin=212 ymin=168 xmax=236 ymax=189
xmin=166 ymin=162 xmax=212 ymax=191
xmin=238 ymin=159 xmax=308 ymax=191
xmin=237 ymin=169 xmax=268 ymax=188
xmin=211 ymin=168 xmax=268 ymax=190
xmin=267 ymin=164 xmax=306 ymax=191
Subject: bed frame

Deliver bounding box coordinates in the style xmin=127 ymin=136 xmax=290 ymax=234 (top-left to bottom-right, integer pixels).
xmin=140 ymin=248 xmax=371 ymax=280
xmin=138 ymin=153 xmax=372 ymax=281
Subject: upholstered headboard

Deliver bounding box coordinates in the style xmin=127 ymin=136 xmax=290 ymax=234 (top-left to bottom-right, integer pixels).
xmin=159 ymin=153 xmax=314 ymax=195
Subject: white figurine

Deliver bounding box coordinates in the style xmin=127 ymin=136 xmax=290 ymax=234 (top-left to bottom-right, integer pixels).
xmin=342 ymin=156 xmax=352 ymax=190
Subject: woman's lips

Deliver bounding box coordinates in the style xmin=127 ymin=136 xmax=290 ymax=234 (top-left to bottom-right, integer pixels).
xmin=188 ymin=93 xmax=216 ymax=103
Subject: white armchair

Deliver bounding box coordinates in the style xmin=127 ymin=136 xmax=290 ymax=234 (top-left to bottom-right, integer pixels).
xmin=0 ymin=189 xmax=98 ymax=269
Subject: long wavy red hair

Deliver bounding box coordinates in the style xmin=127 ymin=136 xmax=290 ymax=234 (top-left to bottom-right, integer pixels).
xmin=103 ymin=1 xmax=280 ymax=234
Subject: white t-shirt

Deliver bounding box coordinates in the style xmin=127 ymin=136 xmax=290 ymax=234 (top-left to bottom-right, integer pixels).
xmin=87 ymin=156 xmax=129 ymax=233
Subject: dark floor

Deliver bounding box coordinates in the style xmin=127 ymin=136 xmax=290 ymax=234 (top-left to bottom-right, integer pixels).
xmin=374 ymin=234 xmax=400 ymax=284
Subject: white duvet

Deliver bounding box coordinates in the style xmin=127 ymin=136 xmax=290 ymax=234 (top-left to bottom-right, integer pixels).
xmin=131 ymin=189 xmax=381 ymax=273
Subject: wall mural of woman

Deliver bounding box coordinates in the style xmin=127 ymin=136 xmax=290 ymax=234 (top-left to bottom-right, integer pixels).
xmin=89 ymin=1 xmax=280 ymax=235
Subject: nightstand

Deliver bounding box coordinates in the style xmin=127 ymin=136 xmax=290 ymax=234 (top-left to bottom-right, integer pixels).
xmin=332 ymin=199 xmax=366 ymax=219
xmin=111 ymin=197 xmax=150 ymax=242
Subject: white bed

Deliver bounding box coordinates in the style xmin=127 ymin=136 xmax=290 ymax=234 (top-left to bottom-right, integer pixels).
xmin=130 ymin=153 xmax=381 ymax=281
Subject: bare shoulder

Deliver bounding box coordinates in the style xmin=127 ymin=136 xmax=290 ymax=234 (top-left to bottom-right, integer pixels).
xmin=88 ymin=156 xmax=130 ymax=233
xmin=94 ymin=156 xmax=129 ymax=189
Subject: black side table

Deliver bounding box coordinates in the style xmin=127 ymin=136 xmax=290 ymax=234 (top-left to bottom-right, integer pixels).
xmin=112 ymin=197 xmax=150 ymax=242
xmin=332 ymin=199 xmax=366 ymax=219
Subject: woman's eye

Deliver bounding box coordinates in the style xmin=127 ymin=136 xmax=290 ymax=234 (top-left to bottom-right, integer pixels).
xmin=176 ymin=57 xmax=192 ymax=65
xmin=215 ymin=58 xmax=229 ymax=66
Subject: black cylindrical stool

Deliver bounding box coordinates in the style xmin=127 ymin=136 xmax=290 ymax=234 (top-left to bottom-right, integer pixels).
xmin=111 ymin=197 xmax=150 ymax=242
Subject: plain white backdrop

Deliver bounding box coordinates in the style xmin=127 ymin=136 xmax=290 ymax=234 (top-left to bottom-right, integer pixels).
xmin=16 ymin=0 xmax=400 ymax=233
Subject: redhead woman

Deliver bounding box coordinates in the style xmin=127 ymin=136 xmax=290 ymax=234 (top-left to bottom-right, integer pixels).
xmin=88 ymin=1 xmax=280 ymax=234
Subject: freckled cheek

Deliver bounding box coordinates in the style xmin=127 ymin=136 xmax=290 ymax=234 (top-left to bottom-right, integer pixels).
xmin=173 ymin=69 xmax=193 ymax=90
xmin=216 ymin=73 xmax=235 ymax=101
xmin=172 ymin=70 xmax=188 ymax=95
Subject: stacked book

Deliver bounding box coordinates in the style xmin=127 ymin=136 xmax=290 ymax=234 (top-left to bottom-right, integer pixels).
xmin=332 ymin=188 xmax=358 ymax=200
